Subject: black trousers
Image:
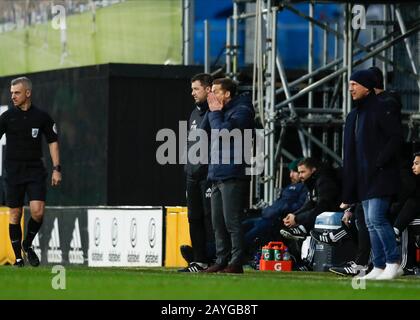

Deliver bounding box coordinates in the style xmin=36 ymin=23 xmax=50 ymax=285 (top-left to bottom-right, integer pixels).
xmin=186 ymin=177 xmax=214 ymax=263
xmin=295 ymin=209 xmax=318 ymax=232
xmin=401 ymin=225 xmax=420 ymax=270
xmin=394 ymin=198 xmax=420 ymax=233
xmin=211 ymin=179 xmax=249 ymax=266
xmin=394 ymin=198 xmax=420 ymax=269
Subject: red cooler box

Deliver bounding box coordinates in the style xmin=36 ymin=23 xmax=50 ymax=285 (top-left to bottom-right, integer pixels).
xmin=259 ymin=241 xmax=292 ymax=272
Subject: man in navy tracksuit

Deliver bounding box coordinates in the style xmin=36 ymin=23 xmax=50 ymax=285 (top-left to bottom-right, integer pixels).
xmin=179 ymin=73 xmax=215 ymax=273
xmin=242 ymin=159 xmax=307 ymax=250
xmin=342 ymin=69 xmax=403 ymax=280
xmin=202 ymin=78 xmax=255 ymax=274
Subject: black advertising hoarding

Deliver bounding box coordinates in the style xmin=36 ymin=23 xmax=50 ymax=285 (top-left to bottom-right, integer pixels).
xmin=0 ymin=64 xmax=202 ymax=207
xmin=24 ymin=207 xmax=88 ymax=266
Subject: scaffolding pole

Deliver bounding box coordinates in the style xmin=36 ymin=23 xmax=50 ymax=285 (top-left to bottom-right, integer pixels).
xmin=307 ymin=1 xmax=314 ymax=156
xmin=227 ymin=0 xmax=420 ymax=207
xmin=264 ymin=4 xmax=276 ymax=205
xmin=182 ymin=0 xmax=194 ymax=65
xmin=204 ymin=20 xmax=210 ymax=73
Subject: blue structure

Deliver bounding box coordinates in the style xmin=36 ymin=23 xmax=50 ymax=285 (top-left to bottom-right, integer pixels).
xmin=194 ymin=0 xmax=235 ymax=67
xmin=193 ymin=1 xmax=341 ymax=70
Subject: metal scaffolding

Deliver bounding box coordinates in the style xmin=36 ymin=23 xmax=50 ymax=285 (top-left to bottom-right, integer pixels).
xmin=184 ymin=1 xmax=420 ymax=205
xmin=224 ymin=0 xmax=420 ymax=205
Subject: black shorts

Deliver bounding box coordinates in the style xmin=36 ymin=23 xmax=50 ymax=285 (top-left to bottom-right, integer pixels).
xmin=4 ymin=160 xmax=47 ymax=208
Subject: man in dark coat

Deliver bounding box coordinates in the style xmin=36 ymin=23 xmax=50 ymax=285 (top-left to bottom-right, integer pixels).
xmin=178 ymin=73 xmax=215 ymax=273
xmin=391 ymin=152 xmax=420 ymax=274
xmin=202 ymin=78 xmax=255 ymax=274
xmin=342 ymin=69 xmax=403 ymax=280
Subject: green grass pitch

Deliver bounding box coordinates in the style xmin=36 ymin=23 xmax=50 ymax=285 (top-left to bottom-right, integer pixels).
xmin=1 ymin=265 xmax=420 ymax=300
xmin=0 ymin=0 xmax=182 ymax=76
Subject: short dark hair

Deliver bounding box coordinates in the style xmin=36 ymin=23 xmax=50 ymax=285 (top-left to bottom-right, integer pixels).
xmin=191 ymin=73 xmax=213 ymax=87
xmin=213 ymin=77 xmax=237 ymax=97
xmin=11 ymin=76 xmax=32 ymax=90
xmin=414 ymin=151 xmax=420 ymax=158
xmin=297 ymin=157 xmax=319 ymax=170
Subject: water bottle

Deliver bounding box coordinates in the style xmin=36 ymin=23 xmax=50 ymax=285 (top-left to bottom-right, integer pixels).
xmin=273 ymin=246 xmax=282 ymax=261
xmin=262 ymin=245 xmax=273 ymax=260
xmin=282 ymin=248 xmax=291 ymax=261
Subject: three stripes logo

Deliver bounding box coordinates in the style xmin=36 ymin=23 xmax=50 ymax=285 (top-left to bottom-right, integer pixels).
xmin=32 ymin=233 xmax=42 ymax=262
xmin=190 ymin=119 xmax=197 ymax=130
xmin=69 ymin=218 xmax=84 ymax=264
xmin=47 ymin=218 xmax=63 ymax=263
xmin=205 ymin=187 xmax=212 ymax=199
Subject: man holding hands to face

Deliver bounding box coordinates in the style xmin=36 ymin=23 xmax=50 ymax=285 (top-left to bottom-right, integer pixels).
xmin=203 ymin=78 xmax=255 ymax=274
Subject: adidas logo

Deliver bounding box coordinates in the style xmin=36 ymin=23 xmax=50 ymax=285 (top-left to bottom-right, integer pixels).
xmin=47 ymin=218 xmax=63 ymax=263
xmin=69 ymin=218 xmax=84 ymax=264
xmin=205 ymin=187 xmax=212 ymax=198
xmin=32 ymin=233 xmax=42 ymax=262
xmin=190 ymin=120 xmax=197 ymax=130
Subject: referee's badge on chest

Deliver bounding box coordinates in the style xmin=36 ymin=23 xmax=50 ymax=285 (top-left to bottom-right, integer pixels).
xmin=32 ymin=128 xmax=39 ymax=138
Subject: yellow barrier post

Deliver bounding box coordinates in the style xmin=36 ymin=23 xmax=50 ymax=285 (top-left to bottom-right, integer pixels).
xmin=0 ymin=207 xmax=24 ymax=265
xmin=164 ymin=207 xmax=191 ymax=267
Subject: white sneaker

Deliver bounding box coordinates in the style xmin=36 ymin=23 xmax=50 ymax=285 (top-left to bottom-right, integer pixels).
xmin=357 ymin=267 xmax=384 ymax=280
xmin=376 ymin=263 xmax=401 ymax=280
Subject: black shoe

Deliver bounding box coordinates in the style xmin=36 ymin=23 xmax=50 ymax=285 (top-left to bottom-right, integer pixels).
xmin=415 ymin=235 xmax=420 ymax=248
xmin=219 ymin=264 xmax=244 ymax=274
xmin=292 ymin=258 xmax=313 ymax=272
xmin=203 ymin=263 xmax=226 ymax=273
xmin=23 ymin=246 xmax=40 ymax=267
xmin=329 ymin=261 xmax=368 ymax=277
xmin=280 ymin=226 xmax=307 ymax=241
xmin=310 ymin=225 xmax=350 ymax=245
xmin=180 ymin=245 xmax=194 ymax=265
xmin=14 ymin=258 xmax=24 ymax=267
xmin=402 ymin=268 xmax=415 ymax=276
xmin=178 ymin=262 xmax=208 ymax=273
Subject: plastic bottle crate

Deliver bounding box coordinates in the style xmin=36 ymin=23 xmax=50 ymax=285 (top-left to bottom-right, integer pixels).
xmin=259 ymin=241 xmax=292 ymax=272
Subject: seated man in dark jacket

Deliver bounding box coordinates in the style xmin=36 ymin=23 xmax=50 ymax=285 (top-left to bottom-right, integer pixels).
xmin=392 ymin=152 xmax=420 ymax=238
xmin=242 ymin=158 xmax=307 ymax=250
xmin=391 ymin=152 xmax=420 ymax=274
xmin=280 ymin=157 xmax=341 ymax=241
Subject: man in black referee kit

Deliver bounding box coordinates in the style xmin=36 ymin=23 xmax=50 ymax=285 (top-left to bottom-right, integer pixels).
xmin=0 ymin=77 xmax=62 ymax=267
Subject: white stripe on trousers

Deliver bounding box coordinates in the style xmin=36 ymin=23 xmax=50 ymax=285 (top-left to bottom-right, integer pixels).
xmin=331 ymin=230 xmax=347 ymax=241
xmin=400 ymin=229 xmax=408 ymax=269
xmin=307 ymin=237 xmax=316 ymax=263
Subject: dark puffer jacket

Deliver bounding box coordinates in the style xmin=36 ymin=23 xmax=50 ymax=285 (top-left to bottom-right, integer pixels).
xmin=202 ymin=93 xmax=255 ymax=182
xmin=294 ymin=167 xmax=341 ymax=228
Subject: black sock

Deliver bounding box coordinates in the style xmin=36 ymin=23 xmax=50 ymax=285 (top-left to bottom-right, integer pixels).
xmin=9 ymin=224 xmax=22 ymax=260
xmin=23 ymin=217 xmax=43 ymax=250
